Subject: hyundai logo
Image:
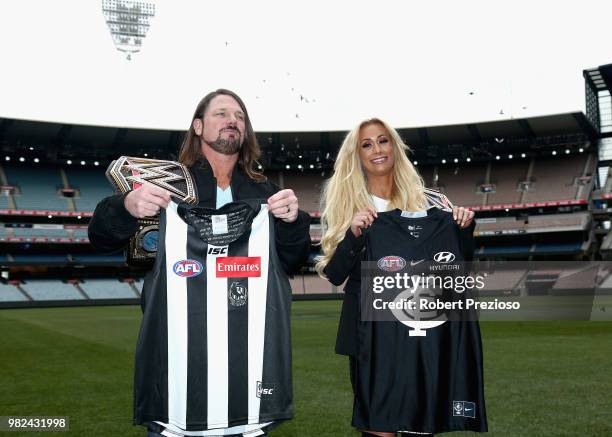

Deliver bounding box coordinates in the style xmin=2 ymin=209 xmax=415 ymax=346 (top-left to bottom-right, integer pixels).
xmin=433 ymin=251 xmax=455 ymax=263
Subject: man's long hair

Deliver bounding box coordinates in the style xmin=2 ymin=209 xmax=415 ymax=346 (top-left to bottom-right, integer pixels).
xmin=315 ymin=118 xmax=427 ymax=277
xmin=178 ymin=89 xmax=265 ymax=182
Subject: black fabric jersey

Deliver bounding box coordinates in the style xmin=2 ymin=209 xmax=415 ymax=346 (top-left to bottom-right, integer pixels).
xmin=352 ymin=207 xmax=487 ymax=434
xmin=134 ymin=199 xmax=293 ymax=436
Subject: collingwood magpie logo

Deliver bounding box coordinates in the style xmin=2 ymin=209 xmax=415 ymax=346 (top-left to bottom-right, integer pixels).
xmin=434 ymin=251 xmax=455 ymax=263
xmin=229 ymin=281 xmax=247 ymax=306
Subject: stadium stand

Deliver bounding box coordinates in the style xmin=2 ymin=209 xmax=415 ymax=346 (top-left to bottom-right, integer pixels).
xmin=10 ymin=255 xmax=70 ymax=264
xmin=0 ymin=102 xmax=605 ymax=306
xmin=65 ymin=167 xmax=115 ymax=211
xmin=67 ymin=227 xmax=89 ymax=238
xmin=0 ymin=282 xmax=29 ymax=301
xmin=487 ymin=161 xmax=530 ymax=204
xmin=522 ymin=155 xmax=590 ymax=202
xmin=552 ymin=265 xmax=599 ymax=293
xmin=289 ymin=274 xmax=334 ymax=294
xmin=477 ymin=245 xmax=531 ymax=256
xmin=282 ymin=172 xmax=324 ymax=213
xmin=0 ymin=193 xmax=9 ymax=209
xmin=418 ymin=166 xmax=435 ymax=187
xmin=532 ymin=242 xmax=583 ymax=254
xmin=436 ymin=163 xmax=487 ymax=206
xmin=21 ymin=280 xmax=85 ymax=300
xmin=80 ymin=279 xmax=139 ymax=299
xmin=71 ymin=254 xmax=125 ymax=264
xmin=475 ymin=212 xmax=590 ymax=235
xmin=4 ymin=166 xmax=72 ymax=211
xmin=12 ymin=228 xmax=69 ymax=238
xmin=479 ymin=269 xmax=526 ymax=295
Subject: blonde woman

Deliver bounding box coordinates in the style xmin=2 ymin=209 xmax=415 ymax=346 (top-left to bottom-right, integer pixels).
xmin=316 ymin=119 xmax=485 ymax=437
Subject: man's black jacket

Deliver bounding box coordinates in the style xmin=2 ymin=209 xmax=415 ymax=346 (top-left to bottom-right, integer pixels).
xmin=88 ymin=159 xmax=311 ymax=276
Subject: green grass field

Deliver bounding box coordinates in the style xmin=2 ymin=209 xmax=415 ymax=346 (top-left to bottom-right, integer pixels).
xmin=1 ymin=301 xmax=611 ymax=436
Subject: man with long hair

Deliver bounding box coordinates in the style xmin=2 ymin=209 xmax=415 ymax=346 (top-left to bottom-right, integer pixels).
xmin=89 ymin=89 xmax=311 ymax=436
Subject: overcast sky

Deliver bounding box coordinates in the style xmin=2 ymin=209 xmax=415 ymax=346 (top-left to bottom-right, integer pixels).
xmin=0 ymin=0 xmax=610 ymax=132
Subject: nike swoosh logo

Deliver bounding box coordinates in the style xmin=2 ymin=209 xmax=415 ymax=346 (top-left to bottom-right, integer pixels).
xmin=464 ymin=408 xmax=473 ymax=411
xmin=410 ymin=259 xmax=424 ymax=266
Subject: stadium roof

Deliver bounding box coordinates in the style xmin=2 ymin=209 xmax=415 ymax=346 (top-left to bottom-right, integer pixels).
xmin=0 ymin=112 xmax=597 ymax=155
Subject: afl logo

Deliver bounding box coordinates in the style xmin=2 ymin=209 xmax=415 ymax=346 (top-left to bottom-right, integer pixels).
xmin=377 ymin=256 xmax=406 ymax=272
xmin=433 ymin=251 xmax=455 ymax=263
xmin=173 ymin=259 xmax=203 ymax=277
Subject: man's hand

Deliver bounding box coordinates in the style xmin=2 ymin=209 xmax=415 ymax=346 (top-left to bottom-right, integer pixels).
xmin=267 ymin=189 xmax=299 ymax=223
xmin=124 ymin=182 xmax=172 ymax=218
xmin=452 ymin=206 xmax=475 ymax=229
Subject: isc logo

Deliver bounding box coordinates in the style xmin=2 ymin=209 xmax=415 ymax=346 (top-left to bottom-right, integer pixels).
xmin=256 ymin=381 xmax=275 ymax=398
xmin=207 ymin=247 xmax=228 ymax=255
xmin=173 ymin=259 xmax=203 ymax=277
xmin=377 ymin=256 xmax=406 ymax=272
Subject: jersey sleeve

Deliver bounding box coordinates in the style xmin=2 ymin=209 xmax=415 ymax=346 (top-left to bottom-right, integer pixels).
xmin=274 ymin=209 xmax=311 ymax=275
xmin=323 ymin=228 xmax=365 ymax=286
xmin=88 ymin=192 xmax=139 ymax=254
xmin=457 ymin=220 xmax=476 ymax=261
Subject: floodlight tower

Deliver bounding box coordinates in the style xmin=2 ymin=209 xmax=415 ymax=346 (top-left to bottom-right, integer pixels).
xmin=584 ymin=64 xmax=612 ymax=187
xmin=102 ymin=0 xmax=155 ymax=60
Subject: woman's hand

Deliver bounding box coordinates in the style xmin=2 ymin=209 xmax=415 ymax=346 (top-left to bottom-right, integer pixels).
xmin=350 ymin=207 xmax=378 ymax=237
xmin=452 ymin=206 xmax=475 ymax=229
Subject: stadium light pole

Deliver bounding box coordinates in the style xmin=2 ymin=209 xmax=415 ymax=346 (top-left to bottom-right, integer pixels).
xmin=102 ymin=0 xmax=156 ymax=61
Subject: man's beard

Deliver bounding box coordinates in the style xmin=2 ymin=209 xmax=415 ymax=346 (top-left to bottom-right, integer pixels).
xmin=207 ymin=132 xmax=242 ymax=155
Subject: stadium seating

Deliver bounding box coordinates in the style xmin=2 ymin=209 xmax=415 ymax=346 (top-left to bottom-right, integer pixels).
xmin=0 ymin=193 xmax=10 ymax=209
xmin=69 ymin=228 xmax=89 ymax=238
xmin=11 ymin=255 xmax=70 ymax=263
xmin=4 ymin=166 xmax=72 ymax=211
xmin=290 ymin=274 xmax=334 ymax=294
xmin=80 ymin=279 xmax=139 ymax=299
xmin=478 ymin=245 xmax=531 ymax=255
xmin=475 ymin=212 xmax=590 ymax=235
xmin=522 ymin=155 xmax=590 ymax=202
xmin=552 ymin=265 xmax=599 ymax=292
xmin=71 ymin=254 xmax=125 ymax=263
xmin=282 ymin=172 xmax=324 ymax=213
xmin=0 ymin=282 xmax=29 ymax=301
xmin=12 ymin=228 xmax=69 ymax=238
xmin=487 ymin=161 xmax=530 ymax=204
xmin=532 ymin=242 xmax=583 ymax=253
xmin=418 ymin=166 xmax=435 ymax=187
xmin=65 ymin=167 xmax=115 ymax=211
xmin=479 ymin=269 xmax=525 ymax=294
xmin=21 ymin=280 xmax=85 ymax=300
xmin=436 ymin=163 xmax=487 ymax=206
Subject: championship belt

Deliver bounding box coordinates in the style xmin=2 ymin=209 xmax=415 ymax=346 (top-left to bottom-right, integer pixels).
xmin=424 ymin=187 xmax=454 ymax=212
xmin=106 ymin=156 xmax=198 ymax=264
